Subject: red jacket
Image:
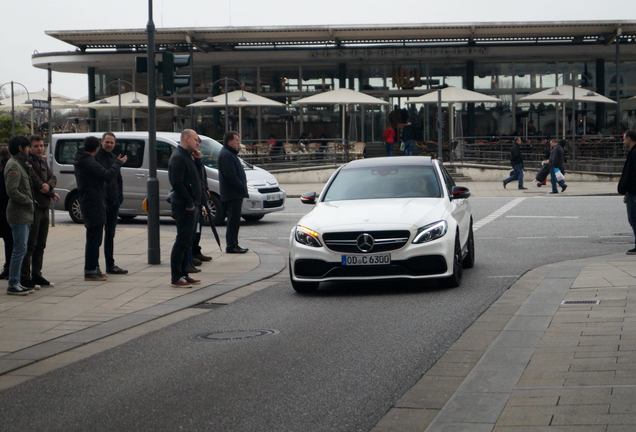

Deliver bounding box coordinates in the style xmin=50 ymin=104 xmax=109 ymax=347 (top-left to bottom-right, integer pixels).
xmin=383 ymin=128 xmax=396 ymax=144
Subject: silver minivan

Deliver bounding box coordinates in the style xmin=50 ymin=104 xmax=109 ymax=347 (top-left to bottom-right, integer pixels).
xmin=50 ymin=132 xmax=286 ymax=224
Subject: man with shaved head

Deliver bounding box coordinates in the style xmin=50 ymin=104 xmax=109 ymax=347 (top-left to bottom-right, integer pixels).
xmin=167 ymin=129 xmax=203 ymax=288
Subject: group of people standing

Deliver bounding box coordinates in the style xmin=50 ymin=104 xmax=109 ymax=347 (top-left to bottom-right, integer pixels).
xmin=503 ymin=137 xmax=568 ymax=194
xmin=1 ymin=135 xmax=58 ymax=295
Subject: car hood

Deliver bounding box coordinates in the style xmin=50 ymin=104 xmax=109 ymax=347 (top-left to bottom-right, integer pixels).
xmin=245 ymin=166 xmax=279 ymax=187
xmin=298 ymin=198 xmax=448 ymax=232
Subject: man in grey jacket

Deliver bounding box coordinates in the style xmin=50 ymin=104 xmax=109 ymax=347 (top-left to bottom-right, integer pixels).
xmin=4 ymin=136 xmax=34 ymax=296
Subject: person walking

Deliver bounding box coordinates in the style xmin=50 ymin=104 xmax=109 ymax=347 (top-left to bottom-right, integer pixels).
xmin=218 ymin=131 xmax=249 ymax=254
xmin=0 ymin=147 xmax=13 ymax=280
xmin=618 ymin=130 xmax=636 ymax=255
xmin=168 ymin=129 xmax=202 ymax=288
xmin=382 ymin=124 xmax=396 ymax=156
xmin=95 ymin=132 xmax=128 ymax=275
xmin=4 ymin=136 xmax=35 ymax=296
xmin=549 ymin=138 xmax=568 ymax=194
xmin=74 ymin=136 xmax=126 ymax=281
xmin=503 ymin=137 xmax=527 ymax=190
xmin=401 ymin=122 xmax=416 ymax=156
xmin=21 ymin=135 xmax=58 ymax=289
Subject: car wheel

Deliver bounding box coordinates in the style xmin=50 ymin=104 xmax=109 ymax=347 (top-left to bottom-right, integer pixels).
xmin=242 ymin=214 xmax=264 ymax=222
xmin=119 ymin=215 xmax=137 ymax=222
xmin=204 ymin=194 xmax=225 ymax=226
xmin=68 ymin=193 xmax=84 ymax=224
xmin=462 ymin=222 xmax=475 ymax=269
xmin=289 ymin=259 xmax=319 ymax=294
xmin=443 ymin=233 xmax=463 ymax=288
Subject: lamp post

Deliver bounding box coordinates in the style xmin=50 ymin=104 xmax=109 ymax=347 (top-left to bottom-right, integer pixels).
xmin=202 ymin=77 xmax=246 ymax=135
xmin=147 ymin=0 xmax=160 ymax=265
xmin=0 ymin=81 xmax=32 ymax=136
xmin=101 ymin=78 xmax=139 ymax=131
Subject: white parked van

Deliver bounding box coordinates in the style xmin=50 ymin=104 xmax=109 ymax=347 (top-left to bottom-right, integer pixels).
xmin=50 ymin=132 xmax=285 ymax=224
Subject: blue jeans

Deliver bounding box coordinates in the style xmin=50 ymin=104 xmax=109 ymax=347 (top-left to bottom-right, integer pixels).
xmin=550 ymin=167 xmax=567 ymax=193
xmin=403 ymin=140 xmax=415 ymax=156
xmin=9 ymin=224 xmax=30 ymax=287
xmin=385 ymin=143 xmax=393 ymax=156
xmin=627 ymin=193 xmax=636 ymax=247
xmin=504 ymin=163 xmax=524 ymax=188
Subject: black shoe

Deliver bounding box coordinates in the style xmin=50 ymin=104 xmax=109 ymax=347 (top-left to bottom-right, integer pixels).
xmin=518 ymin=187 xmax=528 ymax=190
xmin=7 ymin=285 xmax=31 ymax=296
xmin=549 ymin=191 xmax=559 ymax=194
xmin=627 ymin=248 xmax=636 ymax=255
xmin=195 ymin=254 xmax=213 ymax=262
xmin=561 ymin=184 xmax=568 ymax=192
xmin=185 ymin=265 xmax=201 ymax=274
xmin=226 ymin=246 xmax=249 ymax=254
xmin=21 ymin=279 xmax=40 ymax=290
xmin=31 ymin=275 xmax=54 ymax=287
xmin=85 ymin=273 xmax=108 ymax=281
xmin=192 ymin=257 xmax=202 ymax=267
xmin=0 ymin=269 xmax=8 ymax=280
xmin=106 ymin=266 xmax=128 ymax=275
xmin=503 ymin=181 xmax=507 ymax=189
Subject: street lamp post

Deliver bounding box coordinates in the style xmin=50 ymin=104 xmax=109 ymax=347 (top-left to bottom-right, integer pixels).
xmin=100 ymin=78 xmax=139 ymax=131
xmin=202 ymin=76 xmax=246 ymax=135
xmin=0 ymin=81 xmax=32 ymax=136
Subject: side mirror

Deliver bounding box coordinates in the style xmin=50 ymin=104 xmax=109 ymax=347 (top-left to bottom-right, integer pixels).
xmin=451 ymin=186 xmax=471 ymax=200
xmin=300 ymin=192 xmax=317 ymax=205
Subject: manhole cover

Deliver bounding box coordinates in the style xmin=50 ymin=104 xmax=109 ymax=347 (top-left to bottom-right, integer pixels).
xmin=561 ymin=299 xmax=599 ymax=305
xmin=194 ymin=329 xmax=279 ymax=341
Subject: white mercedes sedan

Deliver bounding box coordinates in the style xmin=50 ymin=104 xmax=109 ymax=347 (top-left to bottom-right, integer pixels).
xmin=288 ymin=156 xmax=474 ymax=294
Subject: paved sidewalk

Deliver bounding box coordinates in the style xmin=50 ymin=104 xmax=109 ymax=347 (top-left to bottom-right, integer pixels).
xmin=281 ymin=181 xmax=619 ymax=198
xmin=0 ymin=223 xmax=285 ymax=375
xmin=372 ymin=252 xmax=636 ymax=432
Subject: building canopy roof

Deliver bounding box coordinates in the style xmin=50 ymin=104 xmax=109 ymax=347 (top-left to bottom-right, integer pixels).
xmin=45 ymin=21 xmax=636 ymax=51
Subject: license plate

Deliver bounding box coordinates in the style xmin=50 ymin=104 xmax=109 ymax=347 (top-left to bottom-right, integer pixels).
xmin=341 ymin=253 xmax=391 ymax=266
xmin=266 ymin=193 xmax=281 ymax=201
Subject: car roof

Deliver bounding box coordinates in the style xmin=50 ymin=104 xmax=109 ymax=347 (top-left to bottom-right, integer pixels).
xmin=342 ymin=156 xmax=435 ymax=169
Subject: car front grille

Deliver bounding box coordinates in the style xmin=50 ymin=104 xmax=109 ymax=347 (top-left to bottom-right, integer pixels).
xmin=258 ymin=187 xmax=280 ymax=194
xmin=322 ymin=230 xmax=411 ymax=253
xmin=264 ymin=199 xmax=284 ymax=208
xmin=293 ymin=256 xmax=447 ymax=279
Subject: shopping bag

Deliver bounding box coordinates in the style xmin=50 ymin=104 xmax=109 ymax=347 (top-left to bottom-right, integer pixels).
xmin=400 ymin=141 xmax=405 ymax=151
xmin=554 ymin=168 xmax=565 ymax=182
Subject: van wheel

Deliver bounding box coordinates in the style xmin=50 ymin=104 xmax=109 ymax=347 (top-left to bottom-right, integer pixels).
xmin=242 ymin=214 xmax=264 ymax=222
xmin=68 ymin=193 xmax=84 ymax=224
xmin=205 ymin=194 xmax=225 ymax=226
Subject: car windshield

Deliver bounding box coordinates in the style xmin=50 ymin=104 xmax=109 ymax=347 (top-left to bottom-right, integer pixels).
xmin=322 ymin=165 xmax=442 ymax=201
xmin=182 ymin=138 xmax=252 ymax=170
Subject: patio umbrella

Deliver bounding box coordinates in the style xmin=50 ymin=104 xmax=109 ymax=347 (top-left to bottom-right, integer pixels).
xmin=406 ymin=86 xmax=501 ymax=141
xmin=79 ymin=92 xmax=179 ymax=131
xmin=294 ymin=88 xmax=388 ymax=153
xmin=188 ymin=90 xmax=283 ymax=138
xmin=0 ymin=90 xmax=78 ymax=134
xmin=518 ymin=85 xmax=615 ymax=138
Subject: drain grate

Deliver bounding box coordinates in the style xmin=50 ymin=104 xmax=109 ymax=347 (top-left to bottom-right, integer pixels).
xmin=193 ymin=329 xmax=279 ymax=341
xmin=561 ymin=299 xmax=600 ymax=305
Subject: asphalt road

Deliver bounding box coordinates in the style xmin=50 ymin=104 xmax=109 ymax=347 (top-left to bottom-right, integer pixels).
xmin=0 ymin=195 xmax=632 ymax=432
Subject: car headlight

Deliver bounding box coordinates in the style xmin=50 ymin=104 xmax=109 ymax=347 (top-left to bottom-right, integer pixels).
xmin=413 ymin=220 xmax=448 ymax=244
xmin=294 ymin=225 xmax=322 ymax=247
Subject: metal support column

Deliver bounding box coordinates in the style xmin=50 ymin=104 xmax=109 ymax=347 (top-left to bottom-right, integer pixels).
xmin=146 ymin=0 xmax=160 ymax=265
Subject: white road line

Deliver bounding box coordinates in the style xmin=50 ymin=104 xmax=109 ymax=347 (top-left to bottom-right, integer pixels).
xmin=473 ymin=197 xmax=526 ymax=232
xmin=506 ymin=215 xmax=579 ymax=219
xmin=517 ymin=236 xmax=548 ymax=239
xmin=558 ymin=235 xmax=589 ymax=239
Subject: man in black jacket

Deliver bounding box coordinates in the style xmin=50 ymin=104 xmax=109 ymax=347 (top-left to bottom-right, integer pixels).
xmin=503 ymin=137 xmax=527 ymax=190
xmin=549 ymin=138 xmax=568 ymax=194
xmin=21 ymin=135 xmax=59 ymax=289
xmin=218 ymin=131 xmax=249 ymax=254
xmin=618 ymin=130 xmax=636 ymax=255
xmin=74 ymin=136 xmax=126 ymax=281
xmin=95 ymin=132 xmax=128 ymax=275
xmin=168 ymin=129 xmax=203 ymax=288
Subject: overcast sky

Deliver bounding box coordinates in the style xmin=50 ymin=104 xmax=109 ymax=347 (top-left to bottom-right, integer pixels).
xmin=1 ymin=0 xmax=635 ymax=99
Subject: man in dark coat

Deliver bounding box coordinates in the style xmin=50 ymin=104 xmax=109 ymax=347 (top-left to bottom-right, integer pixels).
xmin=548 ymin=138 xmax=567 ymax=194
xmin=168 ymin=129 xmax=202 ymax=288
xmin=95 ymin=132 xmax=128 ymax=275
xmin=218 ymin=131 xmax=249 ymax=254
xmin=618 ymin=130 xmax=636 ymax=255
xmin=74 ymin=136 xmax=126 ymax=281
xmin=21 ymin=135 xmax=58 ymax=289
xmin=503 ymin=137 xmax=527 ymax=190
xmin=191 ymin=147 xmax=212 ymax=264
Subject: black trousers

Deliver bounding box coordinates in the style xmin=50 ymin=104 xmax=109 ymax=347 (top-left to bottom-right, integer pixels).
xmin=170 ymin=206 xmax=195 ymax=282
xmin=224 ymin=199 xmax=243 ymax=250
xmin=22 ymin=206 xmax=49 ymax=280
xmin=85 ymin=224 xmax=104 ymax=274
xmin=104 ymin=205 xmax=119 ymax=270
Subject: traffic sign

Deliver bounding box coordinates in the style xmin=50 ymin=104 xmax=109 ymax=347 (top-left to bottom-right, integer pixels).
xmin=31 ymin=99 xmax=50 ymax=109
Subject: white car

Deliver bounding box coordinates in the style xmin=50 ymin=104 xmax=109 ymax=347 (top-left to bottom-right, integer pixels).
xmin=288 ymin=156 xmax=474 ymax=294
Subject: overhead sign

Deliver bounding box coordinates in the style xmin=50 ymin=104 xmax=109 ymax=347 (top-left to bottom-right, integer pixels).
xmin=31 ymin=99 xmax=50 ymax=110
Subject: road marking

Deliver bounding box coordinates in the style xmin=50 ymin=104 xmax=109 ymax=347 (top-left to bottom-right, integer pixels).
xmin=599 ymin=235 xmax=633 ymax=238
xmin=488 ymin=275 xmax=520 ymax=278
xmin=506 ymin=215 xmax=579 ymax=219
xmin=517 ymin=236 xmax=548 ymax=239
xmin=473 ymin=197 xmax=526 ymax=232
xmin=558 ymin=235 xmax=589 ymax=239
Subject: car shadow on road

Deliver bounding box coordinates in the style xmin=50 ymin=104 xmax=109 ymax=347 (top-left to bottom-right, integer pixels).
xmin=309 ymin=279 xmax=455 ymax=297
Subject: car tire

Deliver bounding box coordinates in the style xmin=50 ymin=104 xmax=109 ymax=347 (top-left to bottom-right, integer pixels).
xmin=68 ymin=192 xmax=83 ymax=224
xmin=242 ymin=214 xmax=264 ymax=222
xmin=203 ymin=194 xmax=225 ymax=226
xmin=443 ymin=233 xmax=463 ymax=288
xmin=119 ymin=215 xmax=137 ymax=222
xmin=462 ymin=222 xmax=475 ymax=269
xmin=289 ymin=259 xmax=319 ymax=294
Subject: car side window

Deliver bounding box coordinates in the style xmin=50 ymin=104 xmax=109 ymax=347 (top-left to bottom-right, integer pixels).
xmin=114 ymin=139 xmax=145 ymax=168
xmin=441 ymin=166 xmax=455 ymax=196
xmin=156 ymin=140 xmax=174 ymax=170
xmin=55 ymin=139 xmax=83 ymax=164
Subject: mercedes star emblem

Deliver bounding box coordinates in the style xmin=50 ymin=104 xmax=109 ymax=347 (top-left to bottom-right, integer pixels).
xmin=356 ymin=233 xmax=375 ymax=253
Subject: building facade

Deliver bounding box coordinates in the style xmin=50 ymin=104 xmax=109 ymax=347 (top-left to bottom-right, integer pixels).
xmin=34 ymin=21 xmax=636 ymax=142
